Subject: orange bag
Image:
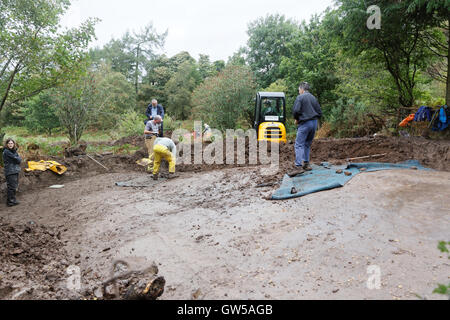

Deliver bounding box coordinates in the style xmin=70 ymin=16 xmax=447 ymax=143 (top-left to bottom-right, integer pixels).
xmin=399 ymin=114 xmax=415 ymax=127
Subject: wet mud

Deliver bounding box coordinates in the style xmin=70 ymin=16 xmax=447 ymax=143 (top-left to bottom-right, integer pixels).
xmin=0 ymin=136 xmax=449 ymax=300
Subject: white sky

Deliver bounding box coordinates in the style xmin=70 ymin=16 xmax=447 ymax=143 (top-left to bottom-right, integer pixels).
xmin=61 ymin=0 xmax=335 ymax=62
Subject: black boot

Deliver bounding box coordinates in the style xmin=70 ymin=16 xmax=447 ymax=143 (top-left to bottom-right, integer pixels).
xmin=303 ymin=162 xmax=312 ymax=171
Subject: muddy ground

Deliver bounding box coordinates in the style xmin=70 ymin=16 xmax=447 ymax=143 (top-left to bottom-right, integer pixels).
xmin=0 ymin=136 xmax=449 ymax=300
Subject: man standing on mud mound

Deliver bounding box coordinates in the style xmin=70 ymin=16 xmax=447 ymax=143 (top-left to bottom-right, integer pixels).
xmin=292 ymin=82 xmax=322 ymax=171
xmin=144 ymin=115 xmax=162 ymax=171
xmin=152 ymin=137 xmax=177 ymax=181
xmin=145 ymin=99 xmax=165 ymax=137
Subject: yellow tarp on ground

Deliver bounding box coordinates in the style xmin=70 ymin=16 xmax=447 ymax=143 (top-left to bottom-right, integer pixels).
xmin=25 ymin=160 xmax=67 ymax=175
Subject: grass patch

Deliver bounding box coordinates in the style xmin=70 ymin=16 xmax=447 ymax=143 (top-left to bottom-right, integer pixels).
xmin=1 ymin=126 xmax=139 ymax=157
xmin=2 ymin=126 xmax=115 ymax=145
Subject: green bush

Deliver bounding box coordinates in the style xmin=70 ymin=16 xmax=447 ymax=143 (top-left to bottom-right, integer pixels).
xmin=22 ymin=91 xmax=61 ymax=135
xmin=192 ymin=65 xmax=256 ymax=131
xmin=163 ymin=115 xmax=182 ymax=132
xmin=327 ymin=98 xmax=383 ymax=138
xmin=115 ymin=111 xmax=146 ymax=138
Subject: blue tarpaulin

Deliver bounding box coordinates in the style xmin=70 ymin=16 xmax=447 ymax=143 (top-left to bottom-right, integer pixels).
xmin=271 ymin=160 xmax=431 ymax=200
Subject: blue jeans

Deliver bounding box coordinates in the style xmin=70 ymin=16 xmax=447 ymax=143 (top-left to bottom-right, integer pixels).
xmin=295 ymin=119 xmax=318 ymax=167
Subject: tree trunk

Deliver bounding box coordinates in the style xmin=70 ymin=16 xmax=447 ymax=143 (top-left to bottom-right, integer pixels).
xmin=135 ymin=45 xmax=140 ymax=96
xmin=0 ymin=63 xmax=20 ymax=113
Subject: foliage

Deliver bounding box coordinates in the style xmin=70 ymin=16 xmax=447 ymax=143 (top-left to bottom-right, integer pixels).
xmin=164 ymin=61 xmax=200 ymax=120
xmin=336 ymin=0 xmax=434 ymax=108
xmin=246 ymin=14 xmax=298 ymax=88
xmin=192 ymin=65 xmax=256 ymax=131
xmin=264 ymin=79 xmax=289 ymax=93
xmin=0 ymin=0 xmax=97 ymax=115
xmin=91 ymin=63 xmax=136 ymax=128
xmin=22 ymin=91 xmax=60 ymax=134
xmin=53 ymin=72 xmax=100 ymax=145
xmin=433 ymin=241 xmax=450 ymax=298
xmin=198 ymin=54 xmax=217 ymax=80
xmin=227 ymin=47 xmax=247 ymax=67
xmin=327 ymin=98 xmax=384 ymax=137
xmin=139 ymin=52 xmax=196 ymax=108
xmin=90 ymin=23 xmax=167 ymax=97
xmin=162 ymin=115 xmax=182 ymax=132
xmin=115 ymin=110 xmax=146 ymax=138
xmin=281 ymin=12 xmax=340 ymax=109
xmin=406 ymin=0 xmax=450 ymax=105
xmin=334 ymin=52 xmax=399 ymax=120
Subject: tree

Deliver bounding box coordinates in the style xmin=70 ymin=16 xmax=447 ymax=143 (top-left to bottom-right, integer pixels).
xmin=246 ymin=14 xmax=298 ymax=88
xmin=164 ymin=61 xmax=200 ymax=120
xmin=90 ymin=23 xmax=167 ymax=96
xmin=90 ymin=39 xmax=135 ymax=79
xmin=0 ymin=0 xmax=97 ymax=115
xmin=140 ymin=52 xmax=196 ymax=108
xmin=213 ymin=60 xmax=226 ymax=73
xmin=192 ymin=65 xmax=256 ymax=130
xmin=333 ymin=52 xmax=399 ymax=118
xmin=140 ymin=54 xmax=171 ymax=106
xmin=336 ymin=0 xmax=433 ymax=109
xmin=280 ymin=13 xmax=340 ymax=109
xmin=131 ymin=24 xmax=167 ymax=96
xmin=90 ymin=63 xmax=136 ymax=129
xmin=198 ymin=54 xmax=216 ymax=80
xmin=22 ymin=91 xmax=60 ymax=135
xmin=227 ymin=47 xmax=247 ymax=66
xmin=53 ymin=72 xmax=100 ymax=144
xmin=407 ymin=0 xmax=450 ymax=105
xmin=198 ymin=54 xmax=225 ymax=81
xmin=167 ymin=51 xmax=196 ymax=73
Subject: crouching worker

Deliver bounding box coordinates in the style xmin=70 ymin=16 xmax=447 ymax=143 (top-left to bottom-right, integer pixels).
xmin=152 ymin=137 xmax=177 ymax=180
xmin=144 ymin=115 xmax=162 ymax=171
xmin=3 ymin=139 xmax=21 ymax=207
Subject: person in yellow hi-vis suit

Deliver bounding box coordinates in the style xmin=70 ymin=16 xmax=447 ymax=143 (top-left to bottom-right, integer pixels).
xmin=152 ymin=137 xmax=177 ymax=180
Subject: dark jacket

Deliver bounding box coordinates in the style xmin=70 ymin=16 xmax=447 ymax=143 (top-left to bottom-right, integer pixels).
xmin=3 ymin=148 xmax=21 ymax=176
xmin=292 ymin=92 xmax=322 ymax=123
xmin=146 ymin=104 xmax=165 ymax=120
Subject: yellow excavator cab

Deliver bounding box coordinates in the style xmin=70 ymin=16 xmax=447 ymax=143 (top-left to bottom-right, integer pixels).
xmin=253 ymin=92 xmax=287 ymax=143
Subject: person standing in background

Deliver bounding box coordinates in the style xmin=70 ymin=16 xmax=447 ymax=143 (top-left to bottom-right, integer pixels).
xmin=292 ymin=82 xmax=322 ymax=171
xmin=3 ymin=139 xmax=21 ymax=207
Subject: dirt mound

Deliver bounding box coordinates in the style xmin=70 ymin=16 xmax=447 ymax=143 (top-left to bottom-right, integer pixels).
xmin=113 ymin=135 xmax=145 ymax=147
xmin=310 ymin=136 xmax=450 ymax=171
xmin=0 ymin=217 xmax=74 ymax=299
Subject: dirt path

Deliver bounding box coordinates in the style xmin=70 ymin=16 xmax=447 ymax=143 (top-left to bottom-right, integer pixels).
xmin=2 ymin=166 xmax=449 ymax=300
